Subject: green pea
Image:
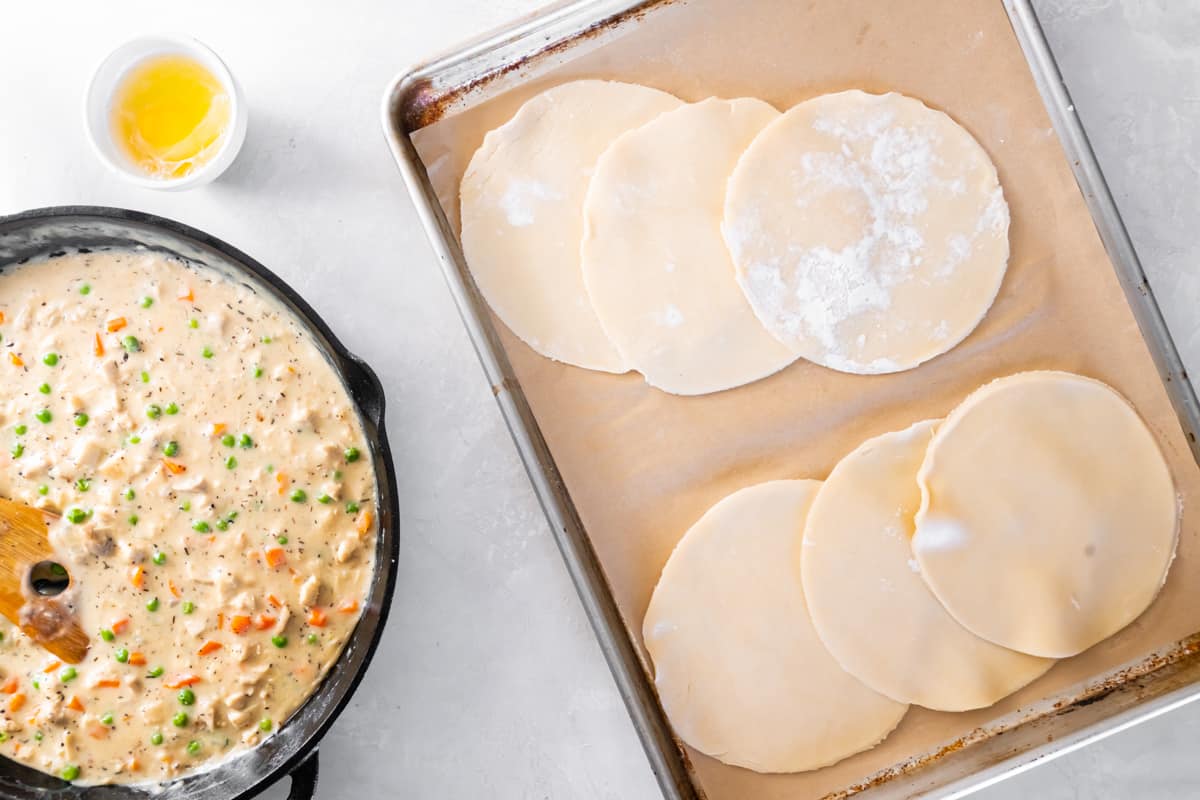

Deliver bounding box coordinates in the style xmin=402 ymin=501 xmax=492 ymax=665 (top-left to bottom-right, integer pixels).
xmin=344 ymin=447 xmax=361 ymax=463
xmin=146 ymin=404 xmax=162 ymax=419
xmin=37 ymin=384 xmax=50 ymax=395
xmin=147 ymin=666 xmax=164 ymax=678
xmin=115 ymin=648 xmax=129 ymax=663
xmin=100 ymin=713 xmax=114 ymax=726
xmin=172 ymin=712 xmax=188 ymax=727
xmin=35 ymin=408 xmax=51 ymax=423
xmin=226 ymin=511 xmax=238 ymax=521
xmin=221 ymin=434 xmax=235 ymax=448
xmin=42 ymin=353 xmax=58 ymax=367
xmin=128 ymin=515 xmax=139 ymax=525
xmin=146 ymin=597 xmax=159 ymax=612
xmin=74 ymin=477 xmax=90 ymax=492
xmin=201 ymin=346 xmax=213 ymax=359
xmin=178 ymin=688 xmax=195 ymax=706
xmin=334 ymin=470 xmax=343 ymax=480
xmin=60 ymin=764 xmax=80 ymax=781
xmin=215 ymin=519 xmax=229 ymax=531
xmin=276 ymin=535 xmax=288 ymax=545
xmin=0 ymin=731 xmax=7 ymax=742
xmin=152 ymin=551 xmax=166 ymax=565
xmin=191 ymin=521 xmax=210 ymax=533
xmin=140 ymin=296 xmax=154 ymax=309
xmin=73 ymin=412 xmax=88 ymax=428
xmin=271 ymin=635 xmax=288 ymax=648
xmin=99 ymin=628 xmax=115 ymax=642
xmin=180 ymin=499 xmax=191 ymax=511
xmin=79 ymin=283 xmax=91 ymax=296
xmin=50 ymin=563 xmax=66 ymax=577
xmin=225 ymin=456 xmax=237 ymax=470
xmin=30 ymin=681 xmax=38 ymax=690
xmin=182 ymin=601 xmax=194 ymax=615
xmin=10 ymin=444 xmax=22 ymax=459
xmin=165 ymin=402 xmax=179 ymax=415
xmin=122 ymin=336 xmax=140 ymax=353
xmin=59 ymin=667 xmax=76 ymax=683
xmin=258 ymin=718 xmax=272 ymax=732
xmin=140 ymin=370 xmax=150 ymax=383
xmin=13 ymin=424 xmax=26 ymax=436
xmin=306 ymin=633 xmax=319 ymax=645
xmin=124 ymin=487 xmax=135 ymax=501
xmin=261 ymin=336 xmax=272 ymax=344
xmin=345 ymin=501 xmax=360 ymax=514
xmin=128 ymin=435 xmax=142 ymax=445
xmin=66 ymin=508 xmax=88 ymax=524
xmin=187 ymin=740 xmax=201 ymax=755
xmin=290 ymin=489 xmax=307 ymax=503
xmin=188 ymin=319 xmax=199 ymax=329
xmin=317 ymin=494 xmax=332 ymax=505
xmin=34 ymin=732 xmax=42 ymax=742
xmin=163 ymin=441 xmax=179 ymax=457
xmin=150 ymin=731 xmax=163 ymax=746
xmin=253 ymin=366 xmax=263 ymax=378
xmin=238 ymin=434 xmax=253 ymax=449
xmin=37 ymin=485 xmax=47 ymax=496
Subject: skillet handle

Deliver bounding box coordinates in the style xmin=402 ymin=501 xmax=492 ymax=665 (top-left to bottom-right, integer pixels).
xmin=286 ymin=749 xmax=320 ymax=800
xmin=341 ymin=355 xmax=387 ymax=431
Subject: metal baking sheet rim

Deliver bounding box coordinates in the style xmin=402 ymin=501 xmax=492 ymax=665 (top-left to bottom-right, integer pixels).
xmin=379 ymin=1 xmax=1200 ymax=798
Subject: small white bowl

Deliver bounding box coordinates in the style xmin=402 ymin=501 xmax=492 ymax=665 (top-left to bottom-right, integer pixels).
xmin=84 ymin=34 xmax=248 ymax=191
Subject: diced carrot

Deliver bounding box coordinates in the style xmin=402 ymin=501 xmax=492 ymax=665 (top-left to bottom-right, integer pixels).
xmin=128 ymin=757 xmax=141 ymax=772
xmin=253 ymin=614 xmax=276 ymax=631
xmin=287 ymin=365 xmax=296 ymax=375
xmin=127 ymin=652 xmax=146 ymax=666
xmin=230 ymin=615 xmax=251 ymax=634
xmin=93 ymin=679 xmax=120 ymax=689
xmin=66 ymin=696 xmax=84 ymax=712
xmin=0 ymin=677 xmax=18 ymax=694
xmin=275 ymin=472 xmax=289 ymax=495
xmin=164 ymin=674 xmax=200 ymax=689
xmin=337 ymin=599 xmax=359 ymax=614
xmin=86 ymin=719 xmax=108 ymax=739
xmin=217 ymin=612 xmax=225 ymax=630
xmin=7 ymin=693 xmax=25 ymax=713
xmin=168 ymin=580 xmax=181 ymax=599
xmin=94 ymin=332 xmax=105 ymax=357
xmin=356 ymin=509 xmax=374 ymax=535
xmin=264 ymin=548 xmax=287 ymax=568
xmin=106 ymin=317 xmax=127 ymax=332
xmin=8 ymin=353 xmax=22 ymax=367
xmin=130 ymin=564 xmax=145 ymax=590
xmin=111 ymin=617 xmax=130 ymax=635
xmin=162 ymin=459 xmax=187 ymax=475
xmin=307 ymin=607 xmax=327 ymax=628
xmin=267 ymin=594 xmax=282 ymax=609
xmin=207 ymin=536 xmax=216 ymax=545
xmin=198 ymin=640 xmax=223 ymax=656
xmin=179 ymin=287 xmax=194 ymax=302
xmin=10 ymin=743 xmax=18 ymax=754
xmin=210 ymin=422 xmax=226 ymax=436
xmin=0 ymin=311 xmax=5 ymax=324
xmin=42 ymin=660 xmax=61 ymax=673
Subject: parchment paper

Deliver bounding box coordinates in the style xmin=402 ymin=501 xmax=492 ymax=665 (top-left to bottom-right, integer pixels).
xmin=410 ymin=0 xmax=1200 ymax=797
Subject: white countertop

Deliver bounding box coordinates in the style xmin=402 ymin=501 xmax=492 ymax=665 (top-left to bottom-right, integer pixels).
xmin=2 ymin=1 xmax=1198 ymax=798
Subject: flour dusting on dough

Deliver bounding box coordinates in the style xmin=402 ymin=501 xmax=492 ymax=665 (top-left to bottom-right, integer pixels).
xmin=913 ymin=516 xmax=970 ymax=553
xmin=498 ymin=179 xmax=561 ymax=227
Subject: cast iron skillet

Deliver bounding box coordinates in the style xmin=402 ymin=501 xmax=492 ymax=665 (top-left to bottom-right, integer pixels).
xmin=0 ymin=207 xmax=400 ymax=800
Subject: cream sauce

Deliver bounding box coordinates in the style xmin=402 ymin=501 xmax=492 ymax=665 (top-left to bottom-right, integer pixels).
xmin=0 ymin=250 xmax=376 ymax=784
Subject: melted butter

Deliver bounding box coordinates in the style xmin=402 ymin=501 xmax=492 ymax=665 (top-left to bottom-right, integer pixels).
xmin=110 ymin=55 xmax=231 ymax=179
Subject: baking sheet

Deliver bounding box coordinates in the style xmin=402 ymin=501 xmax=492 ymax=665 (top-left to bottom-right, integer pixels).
xmin=407 ymin=0 xmax=1200 ymax=797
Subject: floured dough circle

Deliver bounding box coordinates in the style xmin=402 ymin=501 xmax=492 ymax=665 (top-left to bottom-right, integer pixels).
xmin=802 ymin=420 xmax=1054 ymax=711
xmin=643 ymin=480 xmax=907 ymax=773
xmin=723 ymin=90 xmax=1009 ymax=374
xmin=582 ymin=97 xmax=796 ymax=395
xmin=914 ymin=372 xmax=1179 ymax=658
xmin=460 ymin=80 xmax=682 ymax=372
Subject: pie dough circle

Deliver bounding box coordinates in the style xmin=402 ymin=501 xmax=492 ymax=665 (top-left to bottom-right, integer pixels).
xmin=460 ymin=80 xmax=682 ymax=372
xmin=723 ymin=90 xmax=1010 ymax=374
xmin=582 ymin=97 xmax=796 ymax=395
xmin=643 ymin=479 xmax=908 ymax=773
xmin=914 ymin=371 xmax=1179 ymax=658
xmin=802 ymin=420 xmax=1055 ymax=711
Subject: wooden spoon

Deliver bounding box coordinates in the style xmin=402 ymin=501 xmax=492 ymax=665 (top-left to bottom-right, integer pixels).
xmin=0 ymin=497 xmax=89 ymax=663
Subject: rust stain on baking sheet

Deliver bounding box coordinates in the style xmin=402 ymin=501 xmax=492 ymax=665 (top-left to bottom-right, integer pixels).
xmin=819 ymin=633 xmax=1200 ymax=799
xmin=400 ymin=0 xmax=679 ymax=132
